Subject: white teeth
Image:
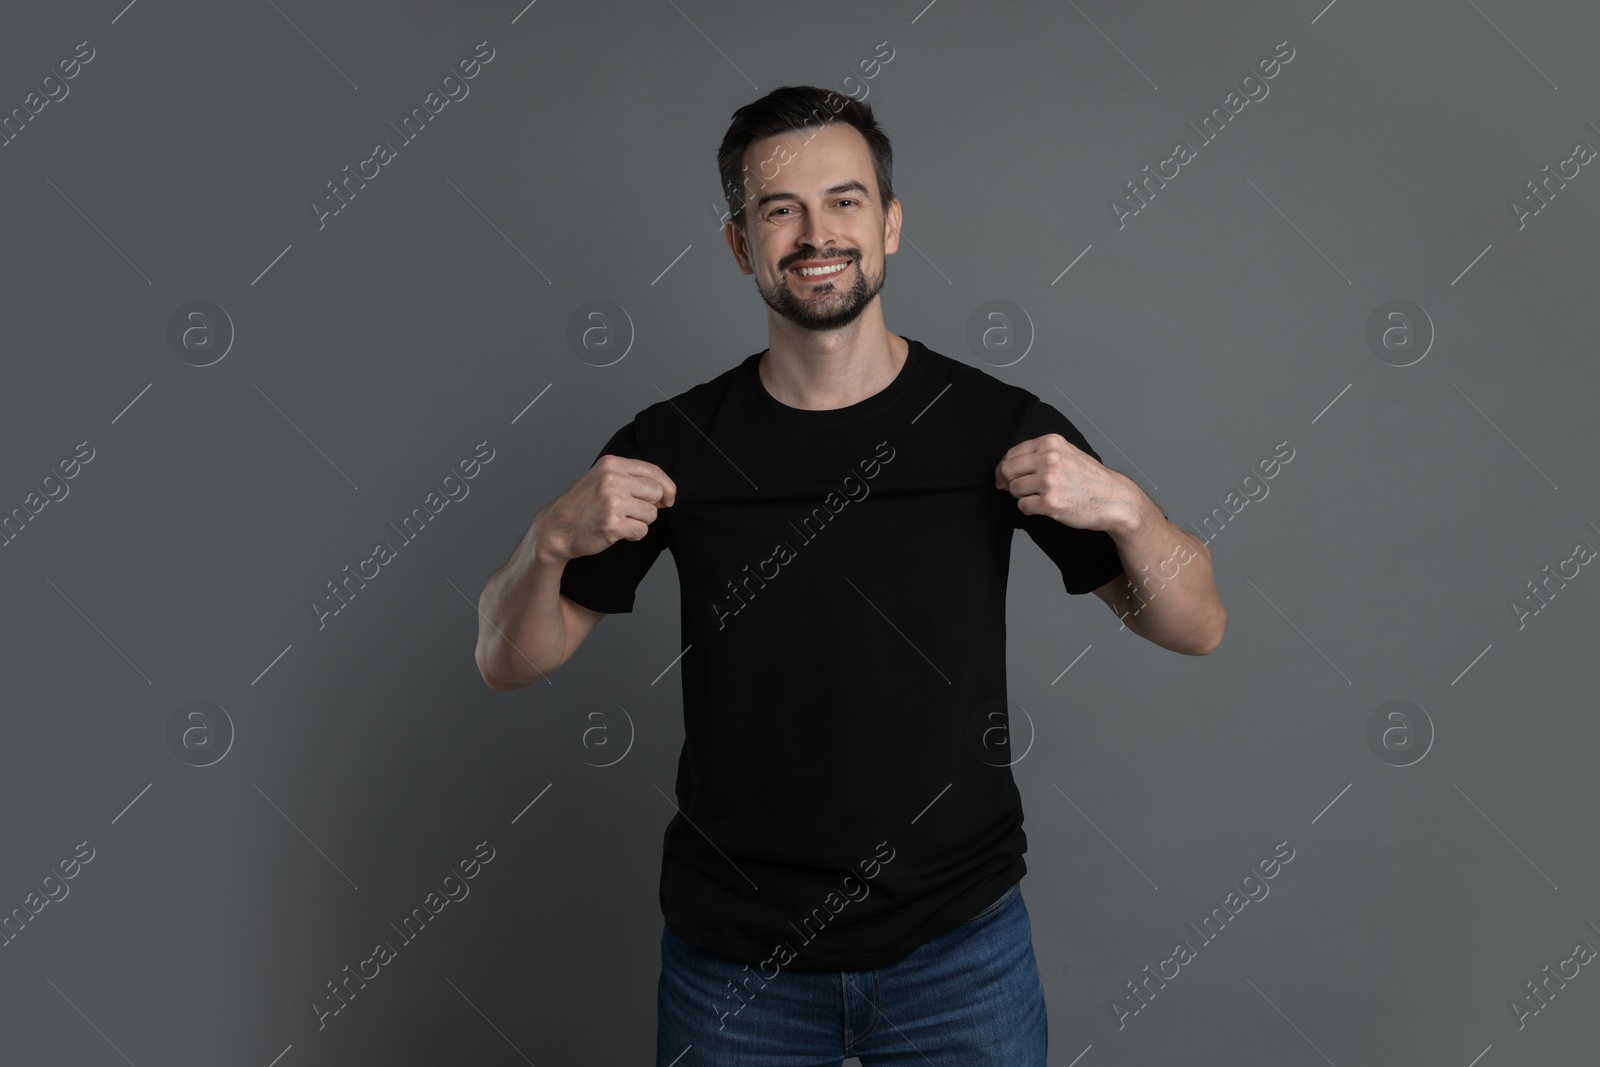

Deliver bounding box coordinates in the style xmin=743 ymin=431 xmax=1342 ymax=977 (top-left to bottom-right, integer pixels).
xmin=795 ymin=262 xmax=849 ymax=276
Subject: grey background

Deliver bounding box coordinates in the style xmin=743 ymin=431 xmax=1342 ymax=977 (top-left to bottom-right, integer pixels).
xmin=2 ymin=0 xmax=1597 ymax=1064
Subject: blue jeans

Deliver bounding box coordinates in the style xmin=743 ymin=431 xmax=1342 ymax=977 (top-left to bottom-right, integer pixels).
xmin=656 ymin=880 xmax=1046 ymax=1065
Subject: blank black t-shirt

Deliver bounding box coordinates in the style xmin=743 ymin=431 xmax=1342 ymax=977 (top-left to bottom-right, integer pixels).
xmin=558 ymin=336 xmax=1126 ymax=972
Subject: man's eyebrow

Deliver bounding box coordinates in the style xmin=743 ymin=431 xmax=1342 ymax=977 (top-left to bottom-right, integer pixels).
xmin=753 ymin=180 xmax=872 ymax=211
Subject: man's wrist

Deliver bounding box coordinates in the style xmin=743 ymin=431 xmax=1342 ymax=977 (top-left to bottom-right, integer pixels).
xmin=1105 ymin=474 xmax=1156 ymax=541
xmin=527 ymin=507 xmax=572 ymax=567
xmin=531 ymin=541 xmax=568 ymax=568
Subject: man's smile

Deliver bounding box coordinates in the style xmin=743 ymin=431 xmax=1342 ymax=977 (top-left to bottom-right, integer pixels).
xmin=789 ymin=258 xmax=852 ymax=280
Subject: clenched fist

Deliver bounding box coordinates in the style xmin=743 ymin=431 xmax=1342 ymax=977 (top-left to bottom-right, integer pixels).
xmin=535 ymin=454 xmax=677 ymax=564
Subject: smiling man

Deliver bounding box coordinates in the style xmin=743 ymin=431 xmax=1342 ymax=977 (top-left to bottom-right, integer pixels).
xmin=474 ymin=85 xmax=1225 ymax=1065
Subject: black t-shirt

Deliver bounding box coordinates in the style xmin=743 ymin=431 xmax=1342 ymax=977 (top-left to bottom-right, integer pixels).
xmin=558 ymin=336 xmax=1126 ymax=972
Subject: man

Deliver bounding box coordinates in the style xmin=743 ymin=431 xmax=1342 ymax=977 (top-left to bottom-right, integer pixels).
xmin=475 ymin=85 xmax=1224 ymax=1066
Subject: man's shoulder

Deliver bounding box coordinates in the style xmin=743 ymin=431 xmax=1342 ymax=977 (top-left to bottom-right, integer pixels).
xmin=631 ymin=353 xmax=748 ymax=430
xmin=913 ymin=338 xmax=1044 ymax=423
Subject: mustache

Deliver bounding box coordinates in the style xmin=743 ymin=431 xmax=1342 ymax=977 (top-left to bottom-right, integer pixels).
xmin=780 ymin=251 xmax=859 ymax=271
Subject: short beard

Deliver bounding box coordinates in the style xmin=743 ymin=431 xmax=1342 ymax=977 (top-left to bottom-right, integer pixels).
xmin=755 ymin=253 xmax=886 ymax=332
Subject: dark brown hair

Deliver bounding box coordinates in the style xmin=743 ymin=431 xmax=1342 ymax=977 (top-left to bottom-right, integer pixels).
xmin=716 ymin=85 xmax=895 ymax=229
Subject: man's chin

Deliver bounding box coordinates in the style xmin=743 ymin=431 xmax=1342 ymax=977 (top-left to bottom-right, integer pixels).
xmin=787 ymin=308 xmax=868 ymax=331
xmin=758 ymin=278 xmax=876 ymax=331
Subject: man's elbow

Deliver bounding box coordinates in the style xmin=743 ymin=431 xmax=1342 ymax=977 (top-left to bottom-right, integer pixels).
xmin=481 ymin=671 xmax=526 ymax=692
xmin=1143 ymin=611 xmax=1224 ymax=655
xmin=476 ymin=644 xmax=530 ymax=691
xmin=476 ymin=638 xmax=568 ymax=689
xmin=1192 ymin=608 xmax=1226 ymax=655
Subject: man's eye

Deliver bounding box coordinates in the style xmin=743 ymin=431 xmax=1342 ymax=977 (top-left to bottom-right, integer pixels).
xmin=837 ymin=199 xmax=856 ymax=207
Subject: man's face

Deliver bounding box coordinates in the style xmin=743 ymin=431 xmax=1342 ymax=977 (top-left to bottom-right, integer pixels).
xmin=726 ymin=122 xmax=901 ymax=332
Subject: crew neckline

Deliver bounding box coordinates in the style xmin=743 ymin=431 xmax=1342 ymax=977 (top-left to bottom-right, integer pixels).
xmin=741 ymin=336 xmax=926 ymax=426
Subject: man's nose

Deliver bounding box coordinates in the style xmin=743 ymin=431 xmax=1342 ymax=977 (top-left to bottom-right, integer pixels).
xmin=798 ymin=213 xmax=840 ymax=253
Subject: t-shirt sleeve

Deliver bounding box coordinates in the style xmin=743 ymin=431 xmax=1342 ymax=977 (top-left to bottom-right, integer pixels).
xmin=557 ymin=419 xmax=670 ymax=614
xmin=1006 ymin=396 xmax=1128 ymax=596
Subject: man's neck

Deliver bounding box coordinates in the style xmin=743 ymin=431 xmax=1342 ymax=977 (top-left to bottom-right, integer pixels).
xmin=758 ymin=322 xmax=909 ymax=412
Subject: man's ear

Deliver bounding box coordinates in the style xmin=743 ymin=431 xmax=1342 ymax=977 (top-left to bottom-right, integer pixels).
xmin=883 ymin=197 xmax=902 ymax=255
xmin=723 ymin=219 xmax=753 ymax=274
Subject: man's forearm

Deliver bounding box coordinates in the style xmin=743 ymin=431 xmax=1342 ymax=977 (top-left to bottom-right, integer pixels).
xmin=475 ymin=512 xmax=569 ymax=688
xmin=1105 ymin=481 xmax=1226 ymax=655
